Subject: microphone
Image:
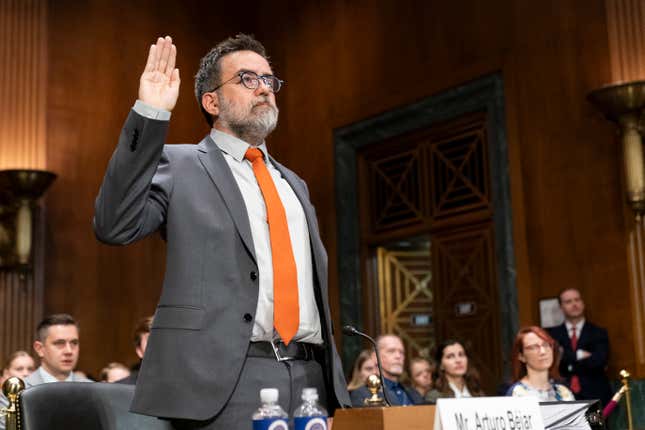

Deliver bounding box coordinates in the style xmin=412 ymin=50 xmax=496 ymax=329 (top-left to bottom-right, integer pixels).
xmin=342 ymin=325 xmax=392 ymax=406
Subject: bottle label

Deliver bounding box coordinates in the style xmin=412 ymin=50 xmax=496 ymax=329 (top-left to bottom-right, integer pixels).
xmin=252 ymin=418 xmax=289 ymax=430
xmin=294 ymin=416 xmax=328 ymax=430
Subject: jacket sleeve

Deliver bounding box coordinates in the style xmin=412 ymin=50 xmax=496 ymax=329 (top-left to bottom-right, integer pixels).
xmin=574 ymin=327 xmax=609 ymax=374
xmin=93 ymin=110 xmax=173 ymax=245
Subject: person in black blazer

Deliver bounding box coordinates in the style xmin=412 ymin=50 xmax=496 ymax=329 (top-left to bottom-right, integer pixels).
xmin=350 ymin=335 xmax=425 ymax=406
xmin=547 ymin=288 xmax=612 ymax=405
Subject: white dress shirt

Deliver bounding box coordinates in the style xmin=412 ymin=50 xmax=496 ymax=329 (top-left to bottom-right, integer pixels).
xmin=565 ymin=318 xmax=586 ymax=360
xmin=449 ymin=381 xmax=472 ymax=398
xmin=209 ymin=129 xmax=322 ymax=344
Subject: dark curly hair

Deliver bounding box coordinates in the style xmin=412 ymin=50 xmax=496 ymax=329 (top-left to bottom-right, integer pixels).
xmin=194 ymin=33 xmax=268 ymax=127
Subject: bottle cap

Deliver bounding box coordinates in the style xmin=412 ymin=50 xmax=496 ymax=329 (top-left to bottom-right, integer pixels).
xmin=301 ymin=387 xmax=318 ymax=401
xmin=260 ymin=388 xmax=279 ymax=403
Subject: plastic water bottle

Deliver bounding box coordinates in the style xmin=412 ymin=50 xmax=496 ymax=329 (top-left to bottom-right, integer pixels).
xmin=293 ymin=387 xmax=328 ymax=430
xmin=252 ymin=388 xmax=289 ymax=430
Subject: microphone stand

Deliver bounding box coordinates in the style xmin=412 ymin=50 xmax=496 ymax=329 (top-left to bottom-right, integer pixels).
xmin=343 ymin=325 xmax=392 ymax=406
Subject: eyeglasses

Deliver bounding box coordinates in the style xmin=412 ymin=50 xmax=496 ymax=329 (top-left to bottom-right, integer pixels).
xmin=523 ymin=342 xmax=552 ymax=353
xmin=211 ymin=71 xmax=284 ymax=93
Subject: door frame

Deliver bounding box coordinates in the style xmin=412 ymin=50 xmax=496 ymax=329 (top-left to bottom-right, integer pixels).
xmin=334 ymin=73 xmax=518 ymax=376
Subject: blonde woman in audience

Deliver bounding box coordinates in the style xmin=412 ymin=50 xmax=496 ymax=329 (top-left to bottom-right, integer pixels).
xmin=1 ymin=350 xmax=35 ymax=386
xmin=506 ymin=326 xmax=575 ymax=401
xmin=99 ymin=362 xmax=131 ymax=383
xmin=409 ymin=356 xmax=435 ymax=398
xmin=426 ymin=339 xmax=485 ymax=402
xmin=347 ymin=349 xmax=378 ymax=391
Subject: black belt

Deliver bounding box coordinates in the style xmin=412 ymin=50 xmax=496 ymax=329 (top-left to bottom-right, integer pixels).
xmin=248 ymin=341 xmax=319 ymax=362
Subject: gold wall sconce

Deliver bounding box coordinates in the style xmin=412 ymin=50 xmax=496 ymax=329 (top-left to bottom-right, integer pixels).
xmin=588 ymin=81 xmax=645 ymax=219
xmin=0 ymin=169 xmax=56 ymax=269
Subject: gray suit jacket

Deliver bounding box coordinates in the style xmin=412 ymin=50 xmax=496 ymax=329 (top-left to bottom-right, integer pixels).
xmin=94 ymin=111 xmax=351 ymax=421
xmin=24 ymin=367 xmax=92 ymax=387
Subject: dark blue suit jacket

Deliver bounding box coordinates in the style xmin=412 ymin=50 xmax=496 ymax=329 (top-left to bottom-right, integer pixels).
xmin=547 ymin=321 xmax=612 ymax=405
xmin=349 ymin=380 xmax=425 ymax=407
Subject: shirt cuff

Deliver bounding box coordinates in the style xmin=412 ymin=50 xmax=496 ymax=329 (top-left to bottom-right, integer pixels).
xmin=133 ymin=100 xmax=171 ymax=121
xmin=576 ymin=350 xmax=586 ymax=360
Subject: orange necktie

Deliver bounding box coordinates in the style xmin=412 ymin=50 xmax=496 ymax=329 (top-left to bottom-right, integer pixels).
xmin=570 ymin=326 xmax=581 ymax=393
xmin=245 ymin=148 xmax=299 ymax=345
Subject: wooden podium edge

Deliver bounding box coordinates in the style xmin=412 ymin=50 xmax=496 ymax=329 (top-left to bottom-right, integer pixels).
xmin=333 ymin=405 xmax=436 ymax=430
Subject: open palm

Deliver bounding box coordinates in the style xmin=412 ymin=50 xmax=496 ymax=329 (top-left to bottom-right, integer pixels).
xmin=139 ymin=36 xmax=180 ymax=111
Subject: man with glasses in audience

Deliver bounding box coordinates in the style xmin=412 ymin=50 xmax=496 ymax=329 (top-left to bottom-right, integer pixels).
xmin=94 ymin=34 xmax=350 ymax=429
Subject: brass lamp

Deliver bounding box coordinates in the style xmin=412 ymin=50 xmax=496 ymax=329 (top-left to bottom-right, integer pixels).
xmin=0 ymin=169 xmax=56 ymax=269
xmin=588 ymin=81 xmax=645 ymax=218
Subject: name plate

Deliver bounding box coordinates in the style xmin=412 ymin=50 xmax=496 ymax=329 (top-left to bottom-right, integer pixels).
xmin=433 ymin=397 xmax=545 ymax=430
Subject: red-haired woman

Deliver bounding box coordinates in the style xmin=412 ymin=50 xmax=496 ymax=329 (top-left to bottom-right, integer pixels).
xmin=506 ymin=326 xmax=575 ymax=401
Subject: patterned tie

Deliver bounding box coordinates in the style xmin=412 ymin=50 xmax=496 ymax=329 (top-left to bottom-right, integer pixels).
xmin=570 ymin=326 xmax=581 ymax=393
xmin=244 ymin=148 xmax=299 ymax=345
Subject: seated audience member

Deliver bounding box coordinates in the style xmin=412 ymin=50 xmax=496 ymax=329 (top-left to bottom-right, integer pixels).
xmin=1 ymin=350 xmax=35 ymax=386
xmin=506 ymin=326 xmax=575 ymax=401
xmin=350 ymin=334 xmax=424 ymax=406
xmin=100 ymin=362 xmax=131 ymax=383
xmin=0 ymin=315 xmax=89 ymax=430
xmin=426 ymin=339 xmax=485 ymax=402
xmin=0 ymin=351 xmax=36 ymax=430
xmin=25 ymin=313 xmax=92 ymax=386
xmin=347 ymin=349 xmax=378 ymax=391
xmin=409 ymin=356 xmax=435 ymax=398
xmin=116 ymin=315 xmax=152 ymax=384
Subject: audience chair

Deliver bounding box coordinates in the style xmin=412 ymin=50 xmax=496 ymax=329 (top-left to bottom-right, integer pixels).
xmin=19 ymin=382 xmax=173 ymax=430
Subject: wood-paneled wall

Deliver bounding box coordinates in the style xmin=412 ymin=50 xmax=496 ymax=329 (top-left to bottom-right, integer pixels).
xmin=605 ymin=0 xmax=645 ymax=376
xmin=44 ymin=0 xmax=257 ymax=375
xmin=33 ymin=0 xmax=637 ymax=381
xmin=0 ymin=0 xmax=47 ymax=169
xmin=0 ymin=0 xmax=47 ymax=364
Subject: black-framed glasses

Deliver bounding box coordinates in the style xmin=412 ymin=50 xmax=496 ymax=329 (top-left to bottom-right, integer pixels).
xmin=211 ymin=71 xmax=284 ymax=93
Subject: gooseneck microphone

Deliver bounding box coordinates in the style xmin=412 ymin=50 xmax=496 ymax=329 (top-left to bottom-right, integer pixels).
xmin=342 ymin=325 xmax=392 ymax=407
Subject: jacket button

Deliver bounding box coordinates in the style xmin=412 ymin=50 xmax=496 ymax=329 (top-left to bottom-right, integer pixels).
xmin=243 ymin=313 xmax=253 ymax=322
xmin=250 ymin=271 xmax=258 ymax=281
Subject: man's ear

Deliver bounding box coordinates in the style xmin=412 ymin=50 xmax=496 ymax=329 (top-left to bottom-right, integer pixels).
xmin=202 ymin=92 xmax=219 ymax=119
xmin=135 ymin=345 xmax=144 ymax=360
xmin=33 ymin=340 xmax=45 ymax=358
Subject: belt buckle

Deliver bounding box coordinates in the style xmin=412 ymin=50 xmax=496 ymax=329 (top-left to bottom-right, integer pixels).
xmin=270 ymin=339 xmax=296 ymax=362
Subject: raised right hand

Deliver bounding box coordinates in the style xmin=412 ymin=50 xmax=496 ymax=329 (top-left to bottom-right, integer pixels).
xmin=139 ymin=36 xmax=180 ymax=111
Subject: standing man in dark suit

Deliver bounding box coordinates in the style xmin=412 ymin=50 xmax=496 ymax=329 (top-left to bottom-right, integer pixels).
xmin=547 ymin=288 xmax=612 ymax=405
xmin=350 ymin=334 xmax=425 ymax=406
xmin=94 ymin=34 xmax=350 ymax=429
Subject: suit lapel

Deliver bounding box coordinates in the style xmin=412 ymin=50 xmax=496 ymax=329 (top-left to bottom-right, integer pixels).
xmin=197 ymin=136 xmax=256 ymax=264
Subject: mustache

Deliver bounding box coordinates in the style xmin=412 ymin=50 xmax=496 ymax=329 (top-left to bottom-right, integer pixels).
xmin=252 ymin=98 xmax=276 ymax=108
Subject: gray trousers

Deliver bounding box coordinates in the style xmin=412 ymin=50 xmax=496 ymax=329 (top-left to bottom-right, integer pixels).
xmin=170 ymin=355 xmax=327 ymax=430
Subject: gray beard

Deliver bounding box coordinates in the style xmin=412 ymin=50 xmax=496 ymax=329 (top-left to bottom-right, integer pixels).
xmin=218 ymin=98 xmax=279 ymax=146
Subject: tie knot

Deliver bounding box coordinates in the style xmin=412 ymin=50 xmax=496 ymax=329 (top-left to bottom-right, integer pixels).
xmin=245 ymin=147 xmax=264 ymax=163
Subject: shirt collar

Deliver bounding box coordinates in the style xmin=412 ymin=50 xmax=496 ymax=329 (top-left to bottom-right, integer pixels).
xmin=448 ymin=381 xmax=471 ymax=397
xmin=210 ymin=129 xmax=270 ymax=164
xmin=565 ymin=318 xmax=585 ymax=333
xmin=382 ymin=377 xmax=401 ymax=389
xmin=38 ymin=366 xmax=73 ymax=383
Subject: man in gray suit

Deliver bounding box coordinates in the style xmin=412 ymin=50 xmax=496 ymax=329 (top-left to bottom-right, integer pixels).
xmin=94 ymin=34 xmax=350 ymax=429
